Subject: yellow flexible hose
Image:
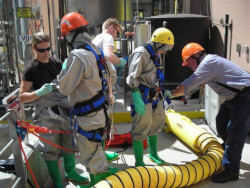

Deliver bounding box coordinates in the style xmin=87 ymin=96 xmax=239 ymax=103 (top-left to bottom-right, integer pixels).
xmin=94 ymin=110 xmax=224 ymax=188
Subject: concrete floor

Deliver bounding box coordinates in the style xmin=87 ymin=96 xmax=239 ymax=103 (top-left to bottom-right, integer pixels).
xmin=2 ymin=88 xmax=248 ymax=188
xmin=61 ymin=92 xmax=250 ymax=188
xmin=62 ymin=121 xmax=250 ymax=188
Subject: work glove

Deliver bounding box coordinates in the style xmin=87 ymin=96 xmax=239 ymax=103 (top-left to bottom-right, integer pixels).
xmin=118 ymin=57 xmax=127 ymax=67
xmin=36 ymin=83 xmax=53 ymax=97
xmin=62 ymin=58 xmax=67 ymax=70
xmin=164 ymin=90 xmax=173 ymax=99
xmin=132 ymin=89 xmax=145 ymax=116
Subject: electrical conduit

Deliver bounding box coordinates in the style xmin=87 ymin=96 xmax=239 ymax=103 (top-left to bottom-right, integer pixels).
xmin=94 ymin=110 xmax=224 ymax=188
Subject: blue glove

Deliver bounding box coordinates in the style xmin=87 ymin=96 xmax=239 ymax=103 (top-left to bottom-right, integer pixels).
xmin=118 ymin=58 xmax=127 ymax=67
xmin=132 ymin=89 xmax=145 ymax=116
xmin=164 ymin=90 xmax=173 ymax=99
xmin=36 ymin=83 xmax=53 ymax=97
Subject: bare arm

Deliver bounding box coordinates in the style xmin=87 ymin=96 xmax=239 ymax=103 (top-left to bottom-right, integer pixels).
xmin=19 ymin=80 xmax=39 ymax=103
xmin=172 ymin=85 xmax=185 ymax=97
xmin=103 ymin=45 xmax=121 ymax=66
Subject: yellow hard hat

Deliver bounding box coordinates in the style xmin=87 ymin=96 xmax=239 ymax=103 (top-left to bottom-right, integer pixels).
xmin=151 ymin=28 xmax=174 ymax=45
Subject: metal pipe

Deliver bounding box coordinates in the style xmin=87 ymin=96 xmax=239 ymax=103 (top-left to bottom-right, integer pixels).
xmin=151 ymin=0 xmax=154 ymax=16
xmin=224 ymin=14 xmax=229 ymax=58
xmin=0 ymin=111 xmax=10 ymax=121
xmin=124 ymin=0 xmax=127 ymax=33
xmin=0 ymin=138 xmax=14 ymax=157
xmin=11 ymin=177 xmax=22 ymax=188
xmin=11 ymin=0 xmax=21 ymax=84
xmin=136 ymin=0 xmax=139 ymax=17
xmin=51 ymin=0 xmax=58 ymax=58
xmin=47 ymin=0 xmax=52 ymax=53
xmin=229 ymin=20 xmax=233 ymax=60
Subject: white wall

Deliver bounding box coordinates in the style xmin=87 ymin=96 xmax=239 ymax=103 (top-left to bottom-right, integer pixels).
xmin=211 ymin=0 xmax=250 ymax=72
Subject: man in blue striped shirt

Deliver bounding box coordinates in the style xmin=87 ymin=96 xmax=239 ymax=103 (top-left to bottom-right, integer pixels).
xmin=165 ymin=42 xmax=250 ymax=184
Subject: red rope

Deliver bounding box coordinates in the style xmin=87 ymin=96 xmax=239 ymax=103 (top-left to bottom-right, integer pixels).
xmin=31 ymin=131 xmax=77 ymax=153
xmin=17 ymin=120 xmax=72 ymax=134
xmin=18 ymin=136 xmax=40 ymax=188
xmin=16 ymin=120 xmax=77 ymax=153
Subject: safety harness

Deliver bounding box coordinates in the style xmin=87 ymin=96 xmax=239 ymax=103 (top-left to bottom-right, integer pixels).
xmin=131 ymin=43 xmax=170 ymax=117
xmin=70 ymin=44 xmax=111 ymax=142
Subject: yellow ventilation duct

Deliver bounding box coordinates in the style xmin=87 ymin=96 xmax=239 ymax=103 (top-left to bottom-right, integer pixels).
xmin=94 ymin=110 xmax=224 ymax=188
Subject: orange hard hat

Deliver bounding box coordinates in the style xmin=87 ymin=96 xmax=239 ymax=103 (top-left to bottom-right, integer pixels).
xmin=182 ymin=43 xmax=205 ymax=66
xmin=60 ymin=12 xmax=89 ymax=36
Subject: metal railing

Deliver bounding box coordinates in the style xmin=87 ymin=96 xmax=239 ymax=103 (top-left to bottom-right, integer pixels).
xmin=0 ymin=89 xmax=26 ymax=188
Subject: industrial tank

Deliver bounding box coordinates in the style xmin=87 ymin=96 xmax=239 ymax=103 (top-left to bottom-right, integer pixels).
xmin=65 ymin=0 xmax=133 ymax=25
xmin=146 ymin=14 xmax=210 ymax=88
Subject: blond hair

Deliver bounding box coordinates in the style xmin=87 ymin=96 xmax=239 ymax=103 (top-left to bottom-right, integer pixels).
xmin=102 ymin=18 xmax=121 ymax=31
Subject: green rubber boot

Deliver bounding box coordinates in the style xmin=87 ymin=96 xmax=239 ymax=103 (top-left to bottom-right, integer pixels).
xmin=45 ymin=160 xmax=63 ymax=188
xmin=63 ymin=154 xmax=89 ymax=184
xmin=77 ymin=167 xmax=119 ymax=188
xmin=133 ymin=140 xmax=146 ymax=167
xmin=148 ymin=135 xmax=166 ymax=165
xmin=102 ymin=140 xmax=119 ymax=162
xmin=105 ymin=151 xmax=119 ymax=162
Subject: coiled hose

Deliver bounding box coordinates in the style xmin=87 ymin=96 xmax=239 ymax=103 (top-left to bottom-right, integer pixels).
xmin=94 ymin=110 xmax=224 ymax=188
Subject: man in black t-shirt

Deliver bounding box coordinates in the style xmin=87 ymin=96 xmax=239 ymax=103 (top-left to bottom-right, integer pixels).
xmin=19 ymin=32 xmax=89 ymax=187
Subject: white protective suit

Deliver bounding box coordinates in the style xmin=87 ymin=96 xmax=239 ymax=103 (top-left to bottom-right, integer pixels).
xmin=56 ymin=33 xmax=116 ymax=174
xmin=126 ymin=44 xmax=165 ymax=141
xmin=33 ymin=91 xmax=75 ymax=160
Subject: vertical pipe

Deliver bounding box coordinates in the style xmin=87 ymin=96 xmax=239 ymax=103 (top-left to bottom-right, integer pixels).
xmin=136 ymin=0 xmax=139 ymax=17
xmin=151 ymin=0 xmax=154 ymax=16
xmin=123 ymin=0 xmax=128 ymax=103
xmin=11 ymin=0 xmax=21 ymax=83
xmin=51 ymin=0 xmax=58 ymax=58
xmin=124 ymin=0 xmax=127 ymax=34
xmin=3 ymin=0 xmax=11 ymax=92
xmin=58 ymin=0 xmax=66 ymax=60
xmin=47 ymin=0 xmax=52 ymax=53
xmin=224 ymin=14 xmax=229 ymax=58
xmin=229 ymin=20 xmax=233 ymax=60
xmin=175 ymin=0 xmax=178 ymax=14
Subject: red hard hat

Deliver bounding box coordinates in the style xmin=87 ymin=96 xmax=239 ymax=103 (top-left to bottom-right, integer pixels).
xmin=182 ymin=43 xmax=205 ymax=66
xmin=60 ymin=12 xmax=89 ymax=36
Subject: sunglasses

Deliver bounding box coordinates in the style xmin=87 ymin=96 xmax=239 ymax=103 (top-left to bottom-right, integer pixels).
xmin=114 ymin=27 xmax=120 ymax=33
xmin=113 ymin=26 xmax=120 ymax=38
xmin=35 ymin=46 xmax=51 ymax=53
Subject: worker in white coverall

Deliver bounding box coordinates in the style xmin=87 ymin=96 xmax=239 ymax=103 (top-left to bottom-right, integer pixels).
xmin=92 ymin=18 xmax=126 ymax=162
xmin=19 ymin=32 xmax=88 ymax=188
xmin=126 ymin=28 xmax=175 ymax=166
xmin=56 ymin=12 xmax=118 ymax=187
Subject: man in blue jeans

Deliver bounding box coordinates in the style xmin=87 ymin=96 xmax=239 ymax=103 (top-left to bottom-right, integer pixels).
xmin=165 ymin=42 xmax=250 ymax=183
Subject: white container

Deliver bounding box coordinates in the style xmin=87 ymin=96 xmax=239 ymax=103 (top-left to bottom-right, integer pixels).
xmin=205 ymin=84 xmax=225 ymax=134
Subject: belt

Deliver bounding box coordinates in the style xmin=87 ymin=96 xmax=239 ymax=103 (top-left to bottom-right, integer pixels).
xmin=75 ymin=123 xmax=103 ymax=141
xmin=70 ymin=94 xmax=105 ymax=116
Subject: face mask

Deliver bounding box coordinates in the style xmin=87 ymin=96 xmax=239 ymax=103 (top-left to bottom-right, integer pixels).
xmin=155 ymin=43 xmax=174 ymax=53
xmin=64 ymin=32 xmax=75 ymax=43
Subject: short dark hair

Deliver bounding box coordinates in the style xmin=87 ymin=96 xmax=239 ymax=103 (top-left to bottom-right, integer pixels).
xmin=31 ymin=32 xmax=50 ymax=48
